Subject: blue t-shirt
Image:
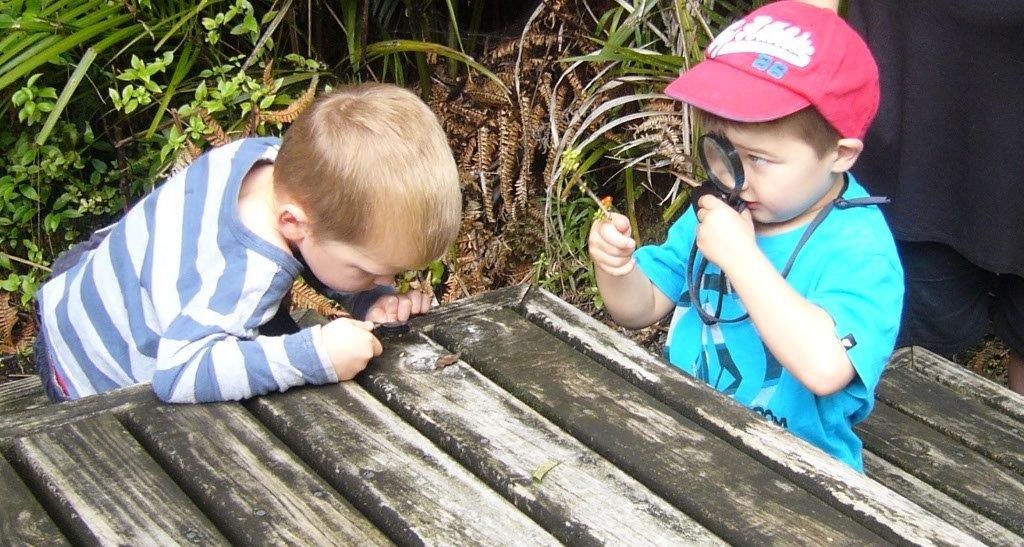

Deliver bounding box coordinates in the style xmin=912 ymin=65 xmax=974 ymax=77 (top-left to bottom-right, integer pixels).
xmin=634 ymin=174 xmax=903 ymax=470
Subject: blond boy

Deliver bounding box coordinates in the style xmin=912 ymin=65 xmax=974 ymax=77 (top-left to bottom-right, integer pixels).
xmin=588 ymin=2 xmax=903 ymax=470
xmin=35 ymin=83 xmax=461 ymax=403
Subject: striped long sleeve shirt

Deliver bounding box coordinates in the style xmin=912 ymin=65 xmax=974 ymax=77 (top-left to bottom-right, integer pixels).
xmin=37 ymin=138 xmax=339 ymax=403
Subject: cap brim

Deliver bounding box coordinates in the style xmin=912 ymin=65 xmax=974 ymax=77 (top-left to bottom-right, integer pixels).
xmin=665 ymin=59 xmax=810 ymax=122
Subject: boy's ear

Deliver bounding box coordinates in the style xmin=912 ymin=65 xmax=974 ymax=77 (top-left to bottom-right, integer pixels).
xmin=277 ymin=204 xmax=310 ymax=243
xmin=830 ymin=138 xmax=864 ymax=173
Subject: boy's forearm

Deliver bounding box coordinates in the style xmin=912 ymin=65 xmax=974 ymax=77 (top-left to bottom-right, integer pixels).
xmin=724 ymin=252 xmax=855 ymax=395
xmin=154 ymin=326 xmax=333 ymax=403
xmin=596 ymin=266 xmax=672 ymax=329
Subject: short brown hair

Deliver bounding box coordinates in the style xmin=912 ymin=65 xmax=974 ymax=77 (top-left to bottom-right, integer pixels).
xmin=274 ymin=83 xmax=461 ymax=265
xmin=698 ymin=107 xmax=841 ymax=158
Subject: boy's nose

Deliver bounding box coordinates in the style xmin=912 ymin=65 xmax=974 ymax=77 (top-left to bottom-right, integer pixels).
xmin=738 ymin=184 xmax=755 ymax=202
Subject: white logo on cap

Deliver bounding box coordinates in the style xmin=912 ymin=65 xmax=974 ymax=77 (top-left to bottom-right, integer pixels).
xmin=708 ymin=15 xmax=815 ymax=68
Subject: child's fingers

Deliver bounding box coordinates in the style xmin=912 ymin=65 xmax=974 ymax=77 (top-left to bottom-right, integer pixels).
xmin=590 ymin=244 xmax=631 ymax=265
xmin=369 ymin=334 xmax=383 ymax=356
xmin=408 ymin=291 xmax=431 ymax=314
xmin=608 ymin=212 xmax=632 ymax=235
xmin=340 ymin=317 xmax=376 ymax=330
xmin=595 ymin=257 xmax=637 ymax=277
xmin=383 ymin=295 xmax=400 ymax=321
xmin=697 ymin=193 xmax=727 ymax=210
xmin=589 ymin=232 xmax=635 ymax=266
xmin=590 ymin=245 xmax=636 ymax=276
xmin=363 ymin=305 xmax=387 ymax=323
xmin=595 ymin=220 xmax=635 ymax=252
xmin=396 ymin=296 xmax=413 ymax=320
xmin=739 ymin=207 xmax=753 ymax=224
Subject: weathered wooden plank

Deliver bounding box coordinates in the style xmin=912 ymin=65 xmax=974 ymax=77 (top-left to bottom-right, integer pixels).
xmin=246 ymin=383 xmax=558 ymax=546
xmin=359 ymin=332 xmax=724 ymax=545
xmin=121 ymin=401 xmax=389 ymax=545
xmin=428 ymin=307 xmax=888 ymax=545
xmin=11 ymin=413 xmax=228 ymax=545
xmin=412 ymin=283 xmax=530 ymax=327
xmin=863 ymin=453 xmax=1022 ymax=545
xmin=896 ymin=346 xmax=1024 ymax=423
xmin=0 ymin=384 xmax=154 ymax=459
xmin=0 ymin=452 xmax=69 ymax=546
xmin=876 ymin=364 xmax=1024 ymax=476
xmin=857 ymin=402 xmax=1024 ymax=535
xmin=0 ymin=376 xmax=49 ymax=415
xmin=519 ymin=286 xmax=980 ymax=546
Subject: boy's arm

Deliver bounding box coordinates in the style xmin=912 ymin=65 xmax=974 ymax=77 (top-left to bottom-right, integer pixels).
xmin=153 ymin=312 xmax=380 ymax=403
xmin=696 ymin=196 xmax=853 ymax=395
xmin=589 ymin=213 xmax=675 ymax=328
xmin=596 ymin=264 xmax=675 ymax=329
xmin=152 ymin=322 xmax=337 ymax=403
xmin=724 ymin=251 xmax=855 ymax=396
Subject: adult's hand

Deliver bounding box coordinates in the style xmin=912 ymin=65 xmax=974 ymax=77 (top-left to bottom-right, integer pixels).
xmin=796 ymin=0 xmax=840 ymax=12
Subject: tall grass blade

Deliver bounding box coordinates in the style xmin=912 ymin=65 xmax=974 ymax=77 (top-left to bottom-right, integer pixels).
xmin=243 ymin=0 xmax=292 ymax=70
xmin=0 ymin=13 xmax=132 ymax=92
xmin=154 ymin=0 xmax=213 ymax=51
xmin=146 ymin=41 xmax=199 ymax=138
xmin=34 ymin=47 xmax=96 ymax=146
xmin=365 ymin=39 xmax=510 ymax=97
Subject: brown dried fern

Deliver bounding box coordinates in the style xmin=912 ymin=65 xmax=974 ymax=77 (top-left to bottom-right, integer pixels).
xmin=261 ymin=75 xmax=319 ymax=124
xmin=420 ymin=0 xmax=600 ymax=300
xmin=464 ymin=78 xmax=513 ymax=108
xmin=0 ymin=293 xmax=35 ymax=355
xmin=261 ymin=60 xmax=275 ymax=89
xmin=477 ymin=125 xmax=497 ymax=224
xmin=289 ymin=278 xmax=350 ymax=319
xmin=0 ymin=294 xmax=19 ymax=354
xmin=201 ymin=110 xmax=230 ymax=147
xmin=497 ymin=109 xmax=520 ymax=220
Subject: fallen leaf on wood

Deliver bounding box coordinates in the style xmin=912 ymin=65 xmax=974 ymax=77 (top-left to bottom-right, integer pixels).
xmin=531 ymin=459 xmax=561 ymax=484
xmin=434 ymin=352 xmax=461 ymax=370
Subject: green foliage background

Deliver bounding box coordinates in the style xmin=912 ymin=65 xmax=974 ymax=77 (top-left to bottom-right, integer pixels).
xmin=0 ymin=0 xmax=503 ymax=306
xmin=0 ymin=0 xmax=763 ymax=312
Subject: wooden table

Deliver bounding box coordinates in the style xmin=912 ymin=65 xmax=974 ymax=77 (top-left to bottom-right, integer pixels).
xmin=1 ymin=285 xmax=1022 ymax=545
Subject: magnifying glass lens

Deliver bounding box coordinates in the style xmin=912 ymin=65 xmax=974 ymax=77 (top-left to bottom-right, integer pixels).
xmin=701 ymin=137 xmax=739 ymax=192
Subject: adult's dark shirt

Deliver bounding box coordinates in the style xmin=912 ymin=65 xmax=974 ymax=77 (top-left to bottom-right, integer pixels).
xmin=847 ymin=1 xmax=1024 ymax=276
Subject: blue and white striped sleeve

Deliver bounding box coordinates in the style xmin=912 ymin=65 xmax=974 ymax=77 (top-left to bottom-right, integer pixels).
xmin=152 ymin=319 xmax=337 ymax=403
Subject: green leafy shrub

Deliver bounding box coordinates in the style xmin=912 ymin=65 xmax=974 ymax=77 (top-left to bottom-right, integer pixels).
xmin=0 ymin=0 xmax=507 ymax=311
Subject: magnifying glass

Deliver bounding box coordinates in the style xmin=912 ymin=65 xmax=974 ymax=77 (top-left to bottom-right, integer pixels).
xmin=687 ymin=133 xmax=750 ymax=325
xmin=697 ymin=133 xmax=746 ymax=210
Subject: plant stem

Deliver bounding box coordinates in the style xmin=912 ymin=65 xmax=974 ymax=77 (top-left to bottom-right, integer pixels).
xmin=625 ymin=167 xmax=640 ymax=240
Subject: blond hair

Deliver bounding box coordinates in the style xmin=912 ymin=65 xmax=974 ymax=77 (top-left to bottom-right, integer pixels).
xmin=699 ymin=107 xmax=841 ymax=158
xmin=274 ymin=83 xmax=461 ymax=265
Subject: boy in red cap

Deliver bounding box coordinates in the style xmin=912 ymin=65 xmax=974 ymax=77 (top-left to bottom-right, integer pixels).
xmin=588 ymin=1 xmax=903 ymax=471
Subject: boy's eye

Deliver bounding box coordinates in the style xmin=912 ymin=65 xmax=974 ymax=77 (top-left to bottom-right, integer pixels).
xmin=747 ymin=154 xmax=771 ymax=167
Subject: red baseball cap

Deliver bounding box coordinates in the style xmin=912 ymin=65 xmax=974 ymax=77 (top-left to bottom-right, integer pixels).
xmin=665 ymin=1 xmax=879 ymax=139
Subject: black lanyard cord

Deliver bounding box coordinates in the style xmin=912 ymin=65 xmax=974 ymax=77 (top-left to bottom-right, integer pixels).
xmin=685 ymin=193 xmax=890 ymax=326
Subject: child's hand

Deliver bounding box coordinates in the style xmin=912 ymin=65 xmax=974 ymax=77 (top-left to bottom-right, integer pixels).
xmin=694 ymin=194 xmax=757 ymax=270
xmin=320 ymin=317 xmax=383 ymax=381
xmin=365 ymin=290 xmax=433 ymax=323
xmin=588 ymin=212 xmax=637 ymax=277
